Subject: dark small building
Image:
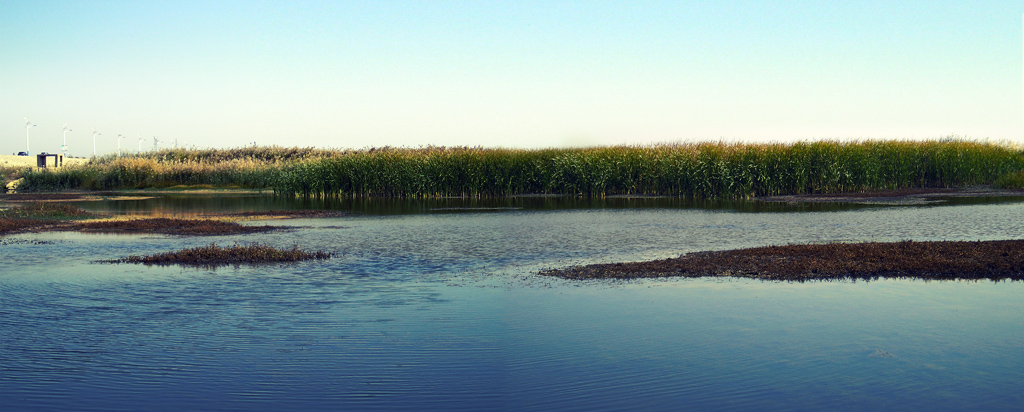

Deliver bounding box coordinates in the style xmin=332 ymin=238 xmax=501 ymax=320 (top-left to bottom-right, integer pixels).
xmin=37 ymin=153 xmax=64 ymax=168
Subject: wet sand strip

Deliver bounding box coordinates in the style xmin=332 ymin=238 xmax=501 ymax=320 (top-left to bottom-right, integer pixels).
xmin=542 ymin=240 xmax=1024 ymax=281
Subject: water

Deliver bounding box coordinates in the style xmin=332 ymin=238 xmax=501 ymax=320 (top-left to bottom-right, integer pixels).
xmin=2 ymin=196 xmax=1023 ymax=411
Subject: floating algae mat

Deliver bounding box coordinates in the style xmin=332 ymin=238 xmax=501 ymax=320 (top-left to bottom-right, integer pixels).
xmin=102 ymin=242 xmax=331 ymax=267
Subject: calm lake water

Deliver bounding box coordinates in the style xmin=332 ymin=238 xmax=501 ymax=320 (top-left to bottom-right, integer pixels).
xmin=2 ymin=194 xmax=1023 ymax=411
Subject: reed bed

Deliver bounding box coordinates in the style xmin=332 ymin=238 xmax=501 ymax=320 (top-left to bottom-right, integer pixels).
xmin=993 ymin=170 xmax=1024 ymax=189
xmin=276 ymin=140 xmax=1024 ymax=198
xmin=132 ymin=146 xmax=344 ymax=164
xmin=13 ymin=140 xmax=1024 ymax=198
xmin=13 ymin=146 xmax=333 ymax=191
xmin=17 ymin=156 xmax=284 ymax=190
xmin=1 ymin=165 xmax=25 ymax=182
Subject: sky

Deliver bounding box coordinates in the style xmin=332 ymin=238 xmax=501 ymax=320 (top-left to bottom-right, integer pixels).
xmin=1 ymin=1 xmax=1022 ymax=156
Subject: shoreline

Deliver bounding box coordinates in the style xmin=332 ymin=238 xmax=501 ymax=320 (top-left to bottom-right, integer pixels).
xmin=757 ymin=186 xmax=1024 ymax=205
xmin=3 ymin=185 xmax=1023 ymax=202
xmin=541 ymin=240 xmax=1024 ymax=281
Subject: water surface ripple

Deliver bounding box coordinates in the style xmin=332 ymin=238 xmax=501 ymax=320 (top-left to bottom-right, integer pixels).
xmin=2 ymin=198 xmax=1022 ymax=411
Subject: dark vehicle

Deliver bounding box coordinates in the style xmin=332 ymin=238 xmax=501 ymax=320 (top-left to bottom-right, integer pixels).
xmin=16 ymin=152 xmax=28 ymax=156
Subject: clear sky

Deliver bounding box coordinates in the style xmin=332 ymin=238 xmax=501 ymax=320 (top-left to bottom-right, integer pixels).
xmin=2 ymin=1 xmax=1021 ymax=156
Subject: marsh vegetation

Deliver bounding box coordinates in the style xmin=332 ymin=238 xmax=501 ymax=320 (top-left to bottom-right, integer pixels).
xmin=993 ymin=169 xmax=1024 ymax=189
xmin=0 ymin=202 xmax=95 ymax=234
xmin=103 ymin=242 xmax=332 ymax=267
xmin=8 ymin=140 xmax=1023 ymax=198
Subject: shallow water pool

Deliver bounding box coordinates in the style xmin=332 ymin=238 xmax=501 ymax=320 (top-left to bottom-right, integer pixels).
xmin=2 ymin=196 xmax=1022 ymax=411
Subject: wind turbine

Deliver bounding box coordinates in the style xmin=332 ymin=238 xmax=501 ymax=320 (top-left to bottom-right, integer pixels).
xmin=117 ymin=134 xmax=124 ymax=157
xmin=24 ymin=117 xmax=36 ymax=154
xmin=138 ymin=135 xmax=143 ymax=153
xmin=92 ymin=129 xmax=101 ymax=157
xmin=62 ymin=124 xmax=72 ymax=157
xmin=152 ymin=136 xmax=159 ymax=151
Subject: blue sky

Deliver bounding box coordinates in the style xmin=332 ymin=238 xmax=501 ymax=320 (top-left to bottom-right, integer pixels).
xmin=1 ymin=1 xmax=1021 ymax=156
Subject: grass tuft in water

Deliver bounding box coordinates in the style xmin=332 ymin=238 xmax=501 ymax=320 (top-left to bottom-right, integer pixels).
xmin=106 ymin=242 xmax=332 ymax=266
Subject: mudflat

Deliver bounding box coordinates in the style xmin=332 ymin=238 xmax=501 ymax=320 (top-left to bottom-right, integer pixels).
xmin=542 ymin=240 xmax=1024 ymax=281
xmin=0 ymin=202 xmax=347 ymax=236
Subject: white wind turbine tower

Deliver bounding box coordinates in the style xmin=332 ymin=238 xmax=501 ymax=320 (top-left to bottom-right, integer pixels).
xmin=152 ymin=136 xmax=159 ymax=151
xmin=138 ymin=135 xmax=143 ymax=153
xmin=92 ymin=129 xmax=101 ymax=157
xmin=24 ymin=117 xmax=36 ymax=154
xmin=117 ymin=134 xmax=124 ymax=157
xmin=62 ymin=124 xmax=72 ymax=157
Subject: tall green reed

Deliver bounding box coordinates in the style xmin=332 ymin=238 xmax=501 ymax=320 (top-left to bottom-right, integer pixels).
xmin=13 ymin=140 xmax=1023 ymax=197
xmin=275 ymin=140 xmax=1024 ymax=198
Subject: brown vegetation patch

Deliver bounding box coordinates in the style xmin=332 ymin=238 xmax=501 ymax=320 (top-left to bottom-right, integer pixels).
xmin=71 ymin=218 xmax=276 ymax=236
xmin=0 ymin=203 xmax=96 ymax=235
xmin=0 ymin=193 xmax=94 ymax=202
xmin=542 ymin=240 xmax=1024 ymax=281
xmin=1 ymin=202 xmax=95 ymax=218
xmin=0 ymin=217 xmax=59 ymax=234
xmin=103 ymin=242 xmax=331 ymax=266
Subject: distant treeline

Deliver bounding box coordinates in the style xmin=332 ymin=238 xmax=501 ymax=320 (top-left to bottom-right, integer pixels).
xmin=12 ymin=140 xmax=1024 ymax=197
